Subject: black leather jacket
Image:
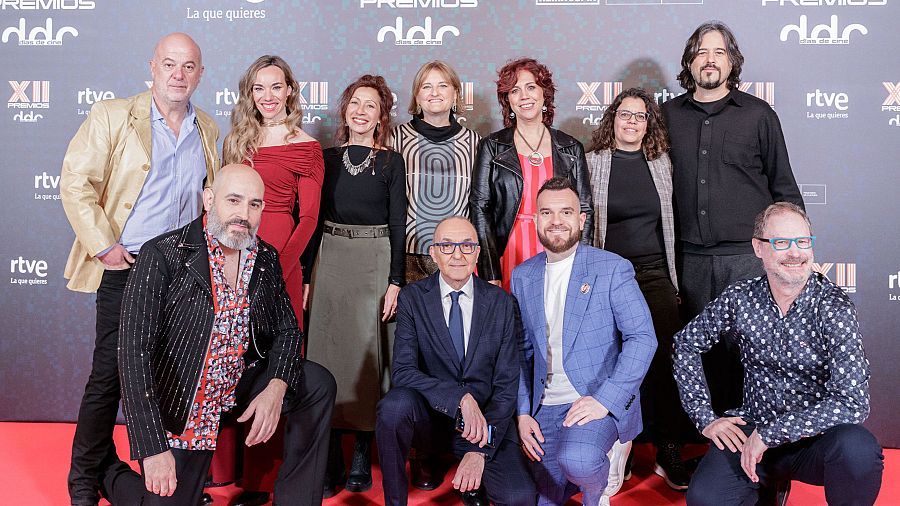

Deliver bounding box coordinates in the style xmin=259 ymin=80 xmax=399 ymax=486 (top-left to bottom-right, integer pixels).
xmin=469 ymin=127 xmax=595 ymax=282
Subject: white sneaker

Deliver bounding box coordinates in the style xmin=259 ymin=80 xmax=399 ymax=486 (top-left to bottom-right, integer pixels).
xmin=604 ymin=439 xmax=633 ymax=497
xmin=597 ymin=494 xmax=611 ymax=506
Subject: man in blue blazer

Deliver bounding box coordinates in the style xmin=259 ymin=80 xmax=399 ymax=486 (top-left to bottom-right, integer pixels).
xmin=512 ymin=177 xmax=657 ymax=506
xmin=376 ymin=216 xmax=536 ymax=506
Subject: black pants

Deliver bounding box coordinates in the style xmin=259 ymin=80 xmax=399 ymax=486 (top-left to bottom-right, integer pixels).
xmin=69 ymin=268 xmax=134 ymax=505
xmin=376 ymin=387 xmax=536 ymax=506
xmin=687 ymin=424 xmax=884 ymax=506
xmin=110 ymin=359 xmax=335 ymax=506
xmin=632 ymin=259 xmax=696 ymax=444
xmin=679 ymin=252 xmax=764 ymax=415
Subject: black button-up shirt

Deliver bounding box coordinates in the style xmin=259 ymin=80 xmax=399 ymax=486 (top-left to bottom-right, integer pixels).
xmin=662 ymin=89 xmax=804 ymax=255
xmin=673 ymin=272 xmax=870 ymax=447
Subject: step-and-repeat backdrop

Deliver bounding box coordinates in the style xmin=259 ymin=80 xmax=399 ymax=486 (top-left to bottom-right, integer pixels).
xmin=1 ymin=0 xmax=898 ymax=447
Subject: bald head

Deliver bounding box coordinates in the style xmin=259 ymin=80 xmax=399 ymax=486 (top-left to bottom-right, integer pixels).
xmin=150 ymin=32 xmax=204 ymax=111
xmin=153 ymin=33 xmax=202 ymax=64
xmin=204 ymin=165 xmax=265 ymax=251
xmin=430 ymin=216 xmax=480 ymax=290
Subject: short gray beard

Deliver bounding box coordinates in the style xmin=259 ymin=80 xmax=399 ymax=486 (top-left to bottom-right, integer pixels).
xmin=207 ymin=205 xmax=257 ymax=251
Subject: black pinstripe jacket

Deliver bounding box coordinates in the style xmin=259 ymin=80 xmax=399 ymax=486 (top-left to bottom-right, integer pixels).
xmin=118 ymin=216 xmax=304 ymax=460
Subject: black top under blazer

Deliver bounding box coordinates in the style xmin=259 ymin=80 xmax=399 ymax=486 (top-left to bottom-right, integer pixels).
xmin=118 ymin=216 xmax=304 ymax=460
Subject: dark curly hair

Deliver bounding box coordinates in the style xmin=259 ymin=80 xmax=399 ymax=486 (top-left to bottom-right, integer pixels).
xmin=587 ymin=88 xmax=670 ymax=161
xmin=676 ymin=21 xmax=744 ymax=93
xmin=496 ymin=58 xmax=556 ymax=128
xmin=334 ymin=74 xmax=395 ymax=149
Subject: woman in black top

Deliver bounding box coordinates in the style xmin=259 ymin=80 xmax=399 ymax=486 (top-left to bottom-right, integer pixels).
xmin=307 ymin=75 xmax=406 ymax=495
xmin=586 ymin=87 xmax=694 ymax=492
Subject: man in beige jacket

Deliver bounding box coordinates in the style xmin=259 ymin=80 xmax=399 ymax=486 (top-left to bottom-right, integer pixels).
xmin=60 ymin=32 xmax=219 ymax=506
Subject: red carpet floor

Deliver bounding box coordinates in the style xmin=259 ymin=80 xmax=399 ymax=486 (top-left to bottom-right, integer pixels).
xmin=1 ymin=422 xmax=896 ymax=505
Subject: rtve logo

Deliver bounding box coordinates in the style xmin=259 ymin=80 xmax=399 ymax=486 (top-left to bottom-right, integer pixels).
xmin=8 ymin=80 xmax=49 ymax=108
xmin=576 ymin=82 xmax=623 ymax=112
xmin=377 ymin=16 xmax=459 ymax=46
xmin=1 ymin=17 xmax=77 ymax=45
xmin=10 ymin=256 xmax=47 ymax=277
xmin=77 ymin=87 xmax=114 ymax=105
xmin=780 ymin=15 xmax=867 ymax=45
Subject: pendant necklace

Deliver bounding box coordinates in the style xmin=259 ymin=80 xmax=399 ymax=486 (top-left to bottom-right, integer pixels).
xmin=342 ymin=145 xmax=376 ymax=176
xmin=516 ymin=126 xmax=546 ymax=167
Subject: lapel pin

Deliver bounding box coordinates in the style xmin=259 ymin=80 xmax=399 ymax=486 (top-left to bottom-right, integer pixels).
xmin=580 ymin=283 xmax=590 ymax=294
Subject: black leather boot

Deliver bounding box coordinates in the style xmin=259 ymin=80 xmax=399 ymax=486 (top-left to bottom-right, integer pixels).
xmin=345 ymin=431 xmax=373 ymax=493
xmin=323 ymin=431 xmax=346 ymax=498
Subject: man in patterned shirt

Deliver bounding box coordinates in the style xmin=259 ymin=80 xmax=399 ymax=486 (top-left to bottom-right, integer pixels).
xmin=673 ymin=202 xmax=883 ymax=505
xmin=117 ymin=165 xmax=336 ymax=505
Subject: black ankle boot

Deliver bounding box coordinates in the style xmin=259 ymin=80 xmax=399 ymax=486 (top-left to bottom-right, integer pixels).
xmin=345 ymin=432 xmax=373 ymax=493
xmin=323 ymin=431 xmax=346 ymax=498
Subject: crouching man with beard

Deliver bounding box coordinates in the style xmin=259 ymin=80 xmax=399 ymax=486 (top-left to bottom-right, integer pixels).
xmin=117 ymin=164 xmax=336 ymax=506
xmin=673 ymin=202 xmax=884 ymax=505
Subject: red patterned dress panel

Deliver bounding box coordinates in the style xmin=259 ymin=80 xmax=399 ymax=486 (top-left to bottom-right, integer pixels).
xmin=500 ymin=154 xmax=553 ymax=292
xmin=167 ymin=227 xmax=257 ymax=451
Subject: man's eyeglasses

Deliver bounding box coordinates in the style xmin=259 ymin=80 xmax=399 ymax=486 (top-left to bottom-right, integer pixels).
xmin=615 ymin=110 xmax=650 ymax=122
xmin=433 ymin=241 xmax=478 ymax=255
xmin=754 ymin=236 xmax=816 ymax=250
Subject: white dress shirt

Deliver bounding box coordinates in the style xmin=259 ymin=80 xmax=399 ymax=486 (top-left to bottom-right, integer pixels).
xmin=438 ymin=274 xmax=474 ymax=353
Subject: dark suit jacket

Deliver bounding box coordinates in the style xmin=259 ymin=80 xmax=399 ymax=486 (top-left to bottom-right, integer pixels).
xmin=119 ymin=216 xmax=304 ymax=460
xmin=392 ymin=272 xmax=521 ymax=459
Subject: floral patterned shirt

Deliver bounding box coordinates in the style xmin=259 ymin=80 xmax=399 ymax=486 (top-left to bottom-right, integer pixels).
xmin=167 ymin=227 xmax=257 ymax=450
xmin=673 ymin=272 xmax=870 ymax=447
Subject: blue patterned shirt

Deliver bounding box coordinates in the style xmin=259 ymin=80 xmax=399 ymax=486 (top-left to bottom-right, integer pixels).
xmin=673 ymin=272 xmax=870 ymax=447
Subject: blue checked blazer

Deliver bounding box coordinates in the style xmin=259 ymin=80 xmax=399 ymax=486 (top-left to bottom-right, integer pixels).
xmin=511 ymin=244 xmax=657 ymax=443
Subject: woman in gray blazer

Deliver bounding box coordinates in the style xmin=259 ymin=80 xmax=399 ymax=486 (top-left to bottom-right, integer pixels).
xmin=586 ymin=87 xmax=694 ymax=494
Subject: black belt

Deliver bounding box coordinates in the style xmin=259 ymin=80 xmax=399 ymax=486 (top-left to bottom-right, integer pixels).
xmin=323 ymin=223 xmax=389 ymax=239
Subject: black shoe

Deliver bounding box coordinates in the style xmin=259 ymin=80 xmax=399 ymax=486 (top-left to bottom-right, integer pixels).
xmin=654 ymin=442 xmax=691 ymax=491
xmin=459 ymin=487 xmax=489 ymax=506
xmin=199 ymin=492 xmax=214 ymax=505
xmin=410 ymin=457 xmax=442 ymax=491
xmin=345 ymin=432 xmax=373 ymax=493
xmin=324 ymin=432 xmax=346 ymax=498
xmin=229 ymin=490 xmax=270 ymax=506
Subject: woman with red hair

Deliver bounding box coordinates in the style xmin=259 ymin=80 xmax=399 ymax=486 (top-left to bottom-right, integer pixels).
xmin=470 ymin=58 xmax=594 ymax=291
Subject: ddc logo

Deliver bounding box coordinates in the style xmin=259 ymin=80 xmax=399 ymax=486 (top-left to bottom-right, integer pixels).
xmin=377 ymin=17 xmax=459 ymax=46
xmin=2 ymin=17 xmax=78 ymax=46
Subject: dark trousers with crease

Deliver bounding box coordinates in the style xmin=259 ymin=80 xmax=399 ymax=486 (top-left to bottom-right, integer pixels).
xmin=109 ymin=359 xmax=335 ymax=506
xmin=679 ymin=252 xmax=764 ymax=415
xmin=376 ymin=387 xmax=536 ymax=506
xmin=69 ymin=268 xmax=134 ymax=505
xmin=687 ymin=423 xmax=884 ymax=506
xmin=632 ymin=259 xmax=697 ymax=444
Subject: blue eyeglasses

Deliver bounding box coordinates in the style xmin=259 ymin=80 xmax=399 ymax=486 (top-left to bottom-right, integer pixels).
xmin=753 ymin=236 xmax=816 ymax=251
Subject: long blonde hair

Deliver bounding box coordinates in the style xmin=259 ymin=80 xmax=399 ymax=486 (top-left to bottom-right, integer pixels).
xmin=223 ymin=55 xmax=303 ymax=165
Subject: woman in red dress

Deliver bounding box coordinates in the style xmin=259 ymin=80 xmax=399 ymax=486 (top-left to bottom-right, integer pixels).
xmin=221 ymin=55 xmax=325 ymax=506
xmin=224 ymin=55 xmax=324 ymax=329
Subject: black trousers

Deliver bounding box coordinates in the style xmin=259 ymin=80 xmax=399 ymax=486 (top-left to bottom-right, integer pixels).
xmin=376 ymin=387 xmax=536 ymax=506
xmin=69 ymin=268 xmax=134 ymax=505
xmin=687 ymin=424 xmax=884 ymax=506
xmin=108 ymin=359 xmax=334 ymax=505
xmin=679 ymin=252 xmax=764 ymax=415
xmin=632 ymin=259 xmax=697 ymax=444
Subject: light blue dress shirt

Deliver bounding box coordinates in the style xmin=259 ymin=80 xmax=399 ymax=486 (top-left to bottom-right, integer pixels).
xmin=117 ymin=99 xmax=207 ymax=254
